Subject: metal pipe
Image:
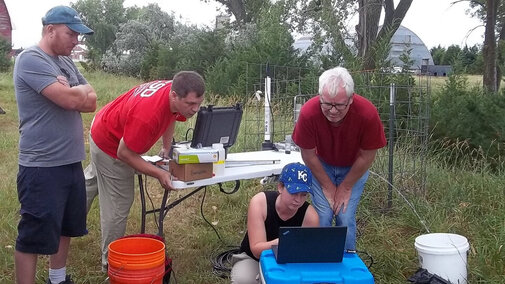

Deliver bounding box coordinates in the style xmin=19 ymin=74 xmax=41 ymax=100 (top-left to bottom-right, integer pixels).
xmin=388 ymin=83 xmax=396 ymax=209
xmin=264 ymin=76 xmax=272 ymax=142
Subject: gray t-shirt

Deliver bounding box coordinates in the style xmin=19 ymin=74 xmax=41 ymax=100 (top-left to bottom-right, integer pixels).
xmin=14 ymin=46 xmax=88 ymax=167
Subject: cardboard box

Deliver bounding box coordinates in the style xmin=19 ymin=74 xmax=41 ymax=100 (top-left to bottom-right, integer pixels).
xmin=173 ymin=147 xmax=219 ymax=164
xmin=169 ymin=160 xmax=213 ymax=182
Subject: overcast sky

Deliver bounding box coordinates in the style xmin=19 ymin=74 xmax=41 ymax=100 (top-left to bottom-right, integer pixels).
xmin=5 ymin=0 xmax=485 ymax=50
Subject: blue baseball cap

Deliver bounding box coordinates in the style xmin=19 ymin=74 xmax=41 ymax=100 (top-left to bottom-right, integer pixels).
xmin=279 ymin=163 xmax=313 ymax=194
xmin=42 ymin=6 xmax=94 ymax=35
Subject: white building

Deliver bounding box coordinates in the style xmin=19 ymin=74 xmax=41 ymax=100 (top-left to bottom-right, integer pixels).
xmin=388 ymin=25 xmax=433 ymax=69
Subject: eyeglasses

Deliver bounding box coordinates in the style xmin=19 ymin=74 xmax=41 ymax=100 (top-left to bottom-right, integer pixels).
xmin=319 ymin=96 xmax=351 ymax=111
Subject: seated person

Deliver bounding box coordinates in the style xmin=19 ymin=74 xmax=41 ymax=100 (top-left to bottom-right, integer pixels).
xmin=230 ymin=162 xmax=319 ymax=284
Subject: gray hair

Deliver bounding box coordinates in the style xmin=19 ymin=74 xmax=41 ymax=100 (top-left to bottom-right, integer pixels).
xmin=318 ymin=67 xmax=354 ymax=98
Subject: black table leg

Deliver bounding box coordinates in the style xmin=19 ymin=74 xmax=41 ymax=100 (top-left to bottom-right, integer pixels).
xmin=139 ymin=174 xmax=146 ymax=234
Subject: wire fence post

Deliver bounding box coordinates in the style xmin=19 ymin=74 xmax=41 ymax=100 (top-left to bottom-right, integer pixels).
xmin=387 ymin=83 xmax=396 ymax=209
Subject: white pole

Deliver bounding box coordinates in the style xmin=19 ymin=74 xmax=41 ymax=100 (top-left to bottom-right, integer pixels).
xmin=264 ymin=76 xmax=272 ymax=142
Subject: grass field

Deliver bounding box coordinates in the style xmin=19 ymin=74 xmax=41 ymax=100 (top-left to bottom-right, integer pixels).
xmin=429 ymin=74 xmax=482 ymax=90
xmin=427 ymin=74 xmax=505 ymax=95
xmin=1 ymin=71 xmax=504 ymax=283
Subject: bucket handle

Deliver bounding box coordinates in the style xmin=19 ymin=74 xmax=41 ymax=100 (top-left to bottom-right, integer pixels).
xmin=107 ymin=262 xmax=127 ymax=277
xmin=104 ymin=262 xmax=126 ymax=284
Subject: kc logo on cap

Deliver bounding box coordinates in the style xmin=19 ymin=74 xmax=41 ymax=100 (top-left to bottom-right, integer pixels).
xmin=297 ymin=170 xmax=308 ymax=183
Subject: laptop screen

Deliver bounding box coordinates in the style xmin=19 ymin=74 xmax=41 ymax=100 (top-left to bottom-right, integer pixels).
xmin=272 ymin=226 xmax=347 ymax=263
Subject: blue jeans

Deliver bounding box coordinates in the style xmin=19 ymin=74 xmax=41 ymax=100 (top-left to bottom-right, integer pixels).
xmin=310 ymin=159 xmax=369 ymax=250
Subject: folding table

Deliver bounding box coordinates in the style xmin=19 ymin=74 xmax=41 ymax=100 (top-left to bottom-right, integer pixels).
xmin=139 ymin=150 xmax=303 ymax=237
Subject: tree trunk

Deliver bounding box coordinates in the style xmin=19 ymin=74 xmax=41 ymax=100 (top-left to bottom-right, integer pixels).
xmin=495 ymin=18 xmax=505 ymax=90
xmin=214 ymin=0 xmax=248 ymax=25
xmin=357 ymin=0 xmax=383 ymax=70
xmin=358 ymin=0 xmax=413 ymax=70
xmin=483 ymin=0 xmax=498 ymax=93
xmin=376 ymin=0 xmax=413 ymax=44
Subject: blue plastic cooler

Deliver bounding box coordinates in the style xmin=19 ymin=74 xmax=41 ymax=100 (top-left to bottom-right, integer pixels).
xmin=259 ymin=249 xmax=374 ymax=284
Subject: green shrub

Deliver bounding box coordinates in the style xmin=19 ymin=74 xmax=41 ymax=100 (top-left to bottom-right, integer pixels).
xmin=0 ymin=37 xmax=12 ymax=72
xmin=430 ymin=74 xmax=505 ymax=170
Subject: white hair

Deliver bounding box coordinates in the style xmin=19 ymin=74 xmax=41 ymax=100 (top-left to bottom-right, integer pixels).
xmin=318 ymin=67 xmax=354 ymax=98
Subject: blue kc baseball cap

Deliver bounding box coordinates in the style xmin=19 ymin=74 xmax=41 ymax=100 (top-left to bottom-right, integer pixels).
xmin=42 ymin=6 xmax=94 ymax=35
xmin=279 ymin=163 xmax=313 ymax=194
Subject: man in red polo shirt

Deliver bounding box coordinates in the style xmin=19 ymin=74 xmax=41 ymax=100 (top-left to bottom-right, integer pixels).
xmin=292 ymin=67 xmax=386 ymax=250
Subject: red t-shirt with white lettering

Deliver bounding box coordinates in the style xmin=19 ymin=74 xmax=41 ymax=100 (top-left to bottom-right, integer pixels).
xmin=91 ymin=80 xmax=186 ymax=159
xmin=292 ymin=94 xmax=386 ymax=167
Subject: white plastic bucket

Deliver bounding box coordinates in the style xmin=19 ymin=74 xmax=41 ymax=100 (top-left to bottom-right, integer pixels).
xmin=415 ymin=233 xmax=470 ymax=284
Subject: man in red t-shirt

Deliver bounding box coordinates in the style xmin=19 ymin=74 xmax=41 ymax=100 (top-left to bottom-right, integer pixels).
xmin=292 ymin=67 xmax=386 ymax=250
xmin=88 ymin=71 xmax=205 ymax=271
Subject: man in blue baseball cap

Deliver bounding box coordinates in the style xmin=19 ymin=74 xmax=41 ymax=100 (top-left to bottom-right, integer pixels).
xmin=230 ymin=163 xmax=319 ymax=283
xmin=13 ymin=5 xmax=96 ymax=284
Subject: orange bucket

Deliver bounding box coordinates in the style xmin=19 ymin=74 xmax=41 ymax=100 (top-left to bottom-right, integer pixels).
xmin=108 ymin=237 xmax=166 ymax=284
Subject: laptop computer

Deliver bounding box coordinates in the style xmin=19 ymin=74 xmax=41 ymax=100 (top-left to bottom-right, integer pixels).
xmin=271 ymin=226 xmax=347 ymax=264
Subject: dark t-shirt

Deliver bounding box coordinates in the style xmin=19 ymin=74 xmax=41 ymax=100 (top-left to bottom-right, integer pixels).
xmin=239 ymin=191 xmax=309 ymax=261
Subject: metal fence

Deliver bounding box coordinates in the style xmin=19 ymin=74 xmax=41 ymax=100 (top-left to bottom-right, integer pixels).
xmin=233 ymin=63 xmax=430 ymax=207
